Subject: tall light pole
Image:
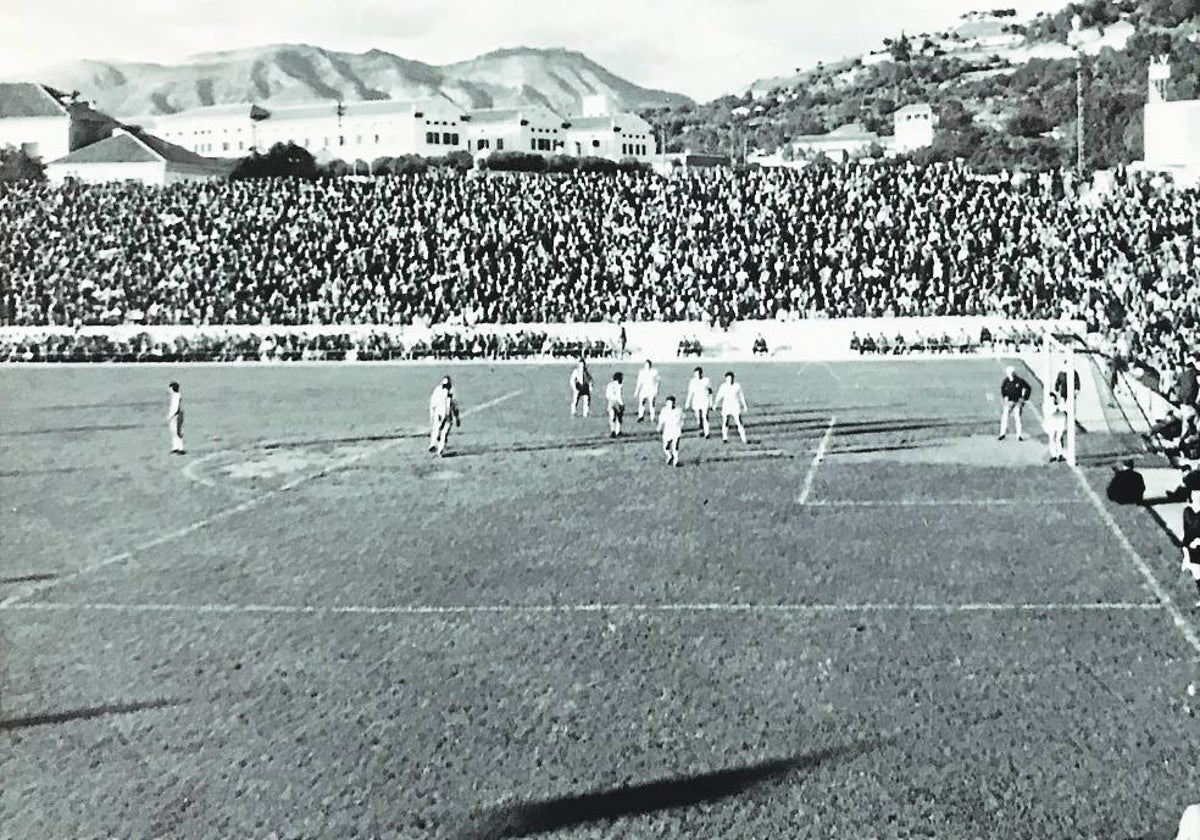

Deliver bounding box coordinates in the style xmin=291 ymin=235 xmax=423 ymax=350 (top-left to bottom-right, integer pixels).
xmin=1070 ymin=15 xmax=1086 ymax=177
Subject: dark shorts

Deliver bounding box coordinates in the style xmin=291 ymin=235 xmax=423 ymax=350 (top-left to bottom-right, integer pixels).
xmin=609 ymin=404 xmax=624 ymax=422
xmin=575 ymin=384 xmax=590 ymax=397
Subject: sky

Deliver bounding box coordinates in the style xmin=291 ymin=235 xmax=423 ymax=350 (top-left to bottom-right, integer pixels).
xmin=0 ymin=0 xmax=1069 ymax=101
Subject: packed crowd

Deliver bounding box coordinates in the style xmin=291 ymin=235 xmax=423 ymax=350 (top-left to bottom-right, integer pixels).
xmin=0 ymin=163 xmax=1197 ymax=387
xmin=0 ymin=330 xmax=615 ymax=363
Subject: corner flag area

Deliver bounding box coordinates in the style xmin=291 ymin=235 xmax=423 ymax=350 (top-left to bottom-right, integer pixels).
xmin=2 ymin=358 xmax=1196 ymax=839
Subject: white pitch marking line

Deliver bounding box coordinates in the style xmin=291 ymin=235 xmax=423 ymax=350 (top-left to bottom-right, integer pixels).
xmin=0 ymin=600 xmax=1165 ymax=616
xmin=806 ymin=498 xmax=1090 ymax=508
xmin=180 ymin=451 xmax=248 ymax=495
xmin=1070 ymin=463 xmax=1200 ymax=655
xmin=0 ymin=390 xmax=524 ymax=608
xmin=797 ymin=415 xmax=836 ymax=505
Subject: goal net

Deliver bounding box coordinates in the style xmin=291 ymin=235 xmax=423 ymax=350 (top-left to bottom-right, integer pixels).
xmin=1042 ymin=330 xmax=1079 ymax=465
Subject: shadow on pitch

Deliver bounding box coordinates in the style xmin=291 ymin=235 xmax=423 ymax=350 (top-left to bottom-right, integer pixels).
xmin=0 ymin=697 xmax=184 ymax=731
xmin=0 ymin=423 xmax=146 ymax=438
xmin=261 ymin=432 xmax=426 ymax=450
xmin=461 ymin=737 xmax=886 ymax=839
xmin=0 ymin=572 xmax=58 ymax=585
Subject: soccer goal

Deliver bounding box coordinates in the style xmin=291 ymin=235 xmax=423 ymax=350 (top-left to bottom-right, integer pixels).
xmin=1042 ymin=329 xmax=1079 ymax=465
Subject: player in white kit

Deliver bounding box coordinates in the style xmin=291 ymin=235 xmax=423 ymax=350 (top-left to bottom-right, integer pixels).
xmin=605 ymin=372 xmax=625 ymax=437
xmin=428 ymin=375 xmax=460 ymax=456
xmin=715 ymin=371 xmax=748 ymax=444
xmin=658 ymin=395 xmax=684 ymax=466
xmin=569 ymin=358 xmax=593 ymax=417
xmin=685 ymin=366 xmax=712 ymax=438
xmin=634 ymin=360 xmax=660 ymax=423
xmin=167 ymin=381 xmax=185 ymax=454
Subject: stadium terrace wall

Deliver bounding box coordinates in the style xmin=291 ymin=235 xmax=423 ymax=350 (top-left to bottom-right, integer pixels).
xmin=0 ymin=317 xmax=1085 ymax=362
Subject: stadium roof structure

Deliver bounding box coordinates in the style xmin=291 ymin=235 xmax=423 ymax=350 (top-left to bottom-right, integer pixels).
xmin=50 ymin=128 xmax=227 ymax=170
xmin=254 ymin=97 xmax=464 ymax=123
xmin=468 ymin=106 xmax=569 ymax=128
xmin=0 ymin=82 xmax=69 ymax=119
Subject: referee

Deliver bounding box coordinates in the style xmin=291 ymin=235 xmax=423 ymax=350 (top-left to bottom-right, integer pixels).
xmin=999 ymin=365 xmax=1032 ymax=441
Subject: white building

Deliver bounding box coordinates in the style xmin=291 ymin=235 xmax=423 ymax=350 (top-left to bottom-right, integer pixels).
xmin=892 ymin=103 xmax=935 ymax=153
xmin=1141 ymin=59 xmax=1200 ymax=177
xmin=46 ymin=128 xmax=231 ymax=186
xmin=0 ymin=82 xmax=72 ymax=162
xmin=144 ymin=97 xmax=469 ymax=161
xmin=466 ymin=106 xmax=570 ymax=155
xmin=566 ymin=113 xmax=657 ymax=161
xmin=791 ymin=122 xmax=882 ymax=161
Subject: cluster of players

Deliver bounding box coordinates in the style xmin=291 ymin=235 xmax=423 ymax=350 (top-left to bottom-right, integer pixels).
xmin=427 ymin=359 xmax=748 ymax=466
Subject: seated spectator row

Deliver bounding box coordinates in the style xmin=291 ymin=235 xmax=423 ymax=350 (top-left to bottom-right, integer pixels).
xmin=850 ymin=325 xmax=1045 ymax=355
xmin=0 ymin=331 xmax=614 ymax=363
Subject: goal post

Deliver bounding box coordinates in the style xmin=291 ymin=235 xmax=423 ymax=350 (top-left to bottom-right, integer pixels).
xmin=1042 ymin=329 xmax=1078 ymax=465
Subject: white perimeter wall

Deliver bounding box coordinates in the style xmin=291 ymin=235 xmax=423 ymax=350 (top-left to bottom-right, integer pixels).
xmin=0 ymin=317 xmax=1084 ymax=361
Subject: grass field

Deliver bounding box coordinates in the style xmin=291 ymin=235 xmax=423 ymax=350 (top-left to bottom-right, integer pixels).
xmin=2 ymin=357 xmax=1198 ymax=840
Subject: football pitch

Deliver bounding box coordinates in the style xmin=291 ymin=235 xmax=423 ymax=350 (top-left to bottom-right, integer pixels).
xmin=2 ymin=358 xmax=1197 ymax=839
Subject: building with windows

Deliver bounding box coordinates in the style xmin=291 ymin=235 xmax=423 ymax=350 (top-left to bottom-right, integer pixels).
xmin=465 ymin=107 xmax=570 ymax=155
xmin=45 ymin=128 xmax=231 ymax=185
xmin=565 ymin=113 xmax=657 ymax=161
xmin=892 ymin=103 xmax=935 ymax=153
xmin=141 ymin=97 xmax=468 ymax=161
xmin=0 ymin=82 xmax=114 ymax=162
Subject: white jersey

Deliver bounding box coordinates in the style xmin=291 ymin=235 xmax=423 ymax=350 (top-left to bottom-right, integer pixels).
xmin=658 ymin=406 xmax=684 ymax=441
xmin=605 ymin=380 xmax=624 ymax=406
xmin=635 ymin=367 xmax=660 ymax=398
xmin=686 ymin=376 xmax=712 ymax=410
xmin=429 ymin=386 xmax=454 ymax=420
xmin=168 ymin=391 xmax=182 ymax=420
xmin=716 ymin=382 xmax=746 ymax=416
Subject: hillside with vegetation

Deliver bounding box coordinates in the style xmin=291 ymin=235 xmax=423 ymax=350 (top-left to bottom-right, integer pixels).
xmin=644 ymin=0 xmax=1200 ymax=171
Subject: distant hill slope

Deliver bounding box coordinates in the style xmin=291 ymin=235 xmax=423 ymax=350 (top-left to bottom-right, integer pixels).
xmin=27 ymin=44 xmax=691 ymax=118
xmin=645 ymin=0 xmax=1200 ymax=172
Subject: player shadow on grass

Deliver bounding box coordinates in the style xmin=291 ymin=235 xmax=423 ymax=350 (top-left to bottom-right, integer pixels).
xmin=0 ymin=697 xmax=183 ymax=731
xmin=0 ymin=572 xmax=57 ymax=585
xmin=460 ymin=737 xmax=887 ymax=839
xmin=261 ymin=432 xmax=427 ymax=450
xmin=0 ymin=422 xmax=146 ymax=437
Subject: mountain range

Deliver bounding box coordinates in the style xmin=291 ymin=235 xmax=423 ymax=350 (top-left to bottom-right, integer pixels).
xmin=24 ymin=44 xmax=692 ymax=118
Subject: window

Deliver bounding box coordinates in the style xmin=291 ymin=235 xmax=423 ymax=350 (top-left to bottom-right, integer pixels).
xmin=592 ymin=139 xmax=600 ymax=148
xmin=338 ymin=136 xmax=345 ymax=146
xmin=426 ymin=131 xmax=439 ymax=144
xmin=478 ymin=139 xmax=489 ymax=150
xmin=239 ymin=142 xmax=245 ymax=151
xmin=442 ymin=132 xmax=455 ymax=145
xmin=374 ymin=135 xmax=380 ymax=143
xmin=356 ymin=135 xmax=362 ymax=144
xmin=496 ymin=139 xmax=504 ymax=151
xmin=531 ymin=139 xmax=537 ymax=151
xmin=222 ymin=142 xmax=230 ymax=152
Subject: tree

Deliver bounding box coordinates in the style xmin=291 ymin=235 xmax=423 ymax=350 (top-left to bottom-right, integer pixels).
xmin=1007 ymin=109 xmax=1052 ymax=138
xmin=0 ymin=147 xmax=46 ymax=182
xmin=229 ymin=142 xmax=319 ymax=179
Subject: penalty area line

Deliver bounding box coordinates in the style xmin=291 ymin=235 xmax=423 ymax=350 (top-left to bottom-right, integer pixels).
xmin=0 ymin=389 xmax=524 ymax=609
xmin=0 ymin=600 xmax=1165 ymax=617
xmin=797 ymin=416 xmax=836 ymax=505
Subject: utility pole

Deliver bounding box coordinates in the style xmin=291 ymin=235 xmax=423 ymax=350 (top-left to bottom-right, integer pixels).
xmin=1076 ymin=55 xmax=1085 ymax=176
xmin=1070 ymin=15 xmax=1085 ymax=177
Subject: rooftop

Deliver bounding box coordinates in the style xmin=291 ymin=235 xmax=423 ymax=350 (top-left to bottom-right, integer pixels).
xmin=0 ymin=82 xmax=68 ymax=119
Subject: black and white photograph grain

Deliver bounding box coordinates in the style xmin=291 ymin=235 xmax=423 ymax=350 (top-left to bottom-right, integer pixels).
xmin=4 ymin=0 xmax=1200 ymax=837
